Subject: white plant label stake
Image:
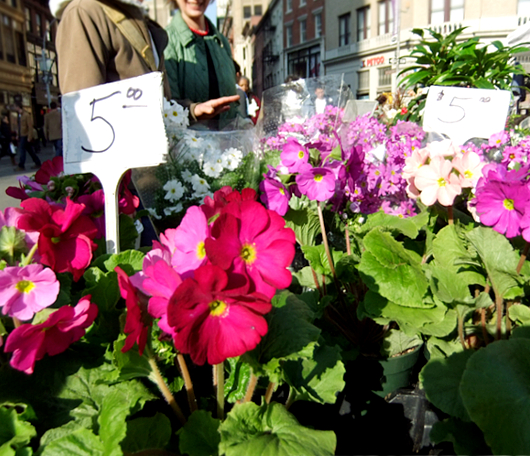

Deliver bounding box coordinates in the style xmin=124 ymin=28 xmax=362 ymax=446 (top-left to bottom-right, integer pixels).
xmin=423 ymin=86 xmax=511 ymax=146
xmin=62 ymin=72 xmax=168 ymax=254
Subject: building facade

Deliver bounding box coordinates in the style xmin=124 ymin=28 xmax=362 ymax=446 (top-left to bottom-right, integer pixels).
xmin=324 ymin=0 xmax=530 ymax=100
xmin=283 ymin=0 xmax=325 ymax=80
xmin=0 ymin=0 xmax=32 ymax=112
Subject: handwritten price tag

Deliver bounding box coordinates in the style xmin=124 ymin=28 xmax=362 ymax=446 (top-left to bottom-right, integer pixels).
xmin=422 ymin=86 xmax=511 ymax=146
xmin=62 ymin=72 xmax=168 ymax=253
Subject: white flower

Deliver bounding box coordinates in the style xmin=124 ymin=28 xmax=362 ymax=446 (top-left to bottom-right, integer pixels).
xmin=190 ymin=174 xmax=210 ymax=193
xmin=184 ymin=133 xmax=204 ymax=149
xmin=163 ymin=179 xmax=185 ymax=201
xmin=147 ymin=207 xmax=162 ymax=220
xmin=193 ymin=189 xmax=213 ymax=202
xmin=163 ymin=202 xmax=184 ymax=216
xmin=203 ymin=160 xmax=223 ymax=178
xmin=181 ymin=170 xmax=193 ymax=182
xmin=163 ymin=99 xmax=189 ymax=128
xmin=187 ymin=147 xmax=204 ymax=163
xmin=223 ymin=147 xmax=243 ymax=171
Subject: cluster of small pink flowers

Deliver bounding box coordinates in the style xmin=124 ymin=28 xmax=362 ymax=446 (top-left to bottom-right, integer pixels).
xmin=480 ymin=129 xmax=530 ymax=169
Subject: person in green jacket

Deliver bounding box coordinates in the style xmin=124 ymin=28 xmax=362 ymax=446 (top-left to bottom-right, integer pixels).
xmin=164 ymin=0 xmax=241 ymax=128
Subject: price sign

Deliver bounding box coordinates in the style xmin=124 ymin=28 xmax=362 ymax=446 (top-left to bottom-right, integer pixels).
xmin=422 ymin=86 xmax=511 ymax=146
xmin=63 ymin=72 xmax=168 ymax=254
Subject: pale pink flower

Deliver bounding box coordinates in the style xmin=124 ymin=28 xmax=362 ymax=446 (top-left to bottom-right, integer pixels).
xmin=0 ymin=264 xmax=60 ymax=321
xmin=402 ymin=147 xmax=430 ymax=180
xmin=424 ymin=140 xmax=460 ymax=159
xmin=452 ymin=151 xmax=485 ymax=188
xmin=414 ymin=156 xmax=462 ymax=206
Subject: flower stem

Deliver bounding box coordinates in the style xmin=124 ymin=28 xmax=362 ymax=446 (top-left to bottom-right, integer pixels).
xmin=264 ymin=382 xmax=275 ymax=404
xmin=21 ymin=242 xmax=39 ymax=267
xmin=506 ymin=301 xmax=513 ymax=336
xmin=176 ymin=353 xmax=197 ymax=413
xmin=243 ymin=371 xmax=258 ymax=403
xmin=12 ymin=317 xmax=21 ymax=328
xmin=285 ymin=387 xmax=295 ymax=410
xmin=457 ymin=312 xmax=467 ymax=350
xmin=495 ymin=294 xmax=504 ymax=341
xmin=310 ymin=267 xmax=322 ymax=296
xmin=516 ymin=242 xmax=530 ymax=275
xmin=146 ymin=350 xmax=186 ymax=425
xmin=447 ymin=205 xmax=454 ymax=225
xmin=480 ymin=308 xmax=489 ymax=346
xmin=316 ymin=201 xmax=337 ymax=280
xmin=345 ymin=224 xmax=351 ymax=256
xmin=214 ymin=363 xmax=224 ymax=420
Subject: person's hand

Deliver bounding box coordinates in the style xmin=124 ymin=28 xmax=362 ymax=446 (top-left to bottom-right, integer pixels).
xmin=193 ymin=95 xmax=240 ymax=120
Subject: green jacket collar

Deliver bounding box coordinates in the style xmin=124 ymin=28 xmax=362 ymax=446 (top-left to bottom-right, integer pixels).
xmin=171 ymin=9 xmax=221 ymax=47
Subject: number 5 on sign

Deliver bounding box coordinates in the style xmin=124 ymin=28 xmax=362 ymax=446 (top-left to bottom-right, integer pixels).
xmin=62 ymin=72 xmax=168 ymax=254
xmin=422 ymin=86 xmax=511 ymax=146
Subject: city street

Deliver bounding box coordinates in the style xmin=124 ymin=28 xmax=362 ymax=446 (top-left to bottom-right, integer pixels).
xmin=0 ymin=144 xmax=56 ymax=212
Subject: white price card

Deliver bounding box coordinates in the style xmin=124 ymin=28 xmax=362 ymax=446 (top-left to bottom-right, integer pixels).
xmin=62 ymin=72 xmax=168 ymax=254
xmin=422 ymin=86 xmax=511 ymax=146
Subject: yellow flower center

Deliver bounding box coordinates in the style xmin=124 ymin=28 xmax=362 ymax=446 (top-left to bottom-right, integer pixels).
xmin=240 ymin=243 xmax=257 ymax=264
xmin=314 ymin=174 xmax=323 ymax=182
xmin=172 ymin=111 xmax=178 ymax=117
xmin=298 ymin=150 xmax=305 ymax=159
xmin=504 ymin=198 xmax=514 ymax=211
xmin=51 ymin=236 xmax=61 ymax=244
xmin=279 ymin=188 xmax=285 ymax=195
xmin=197 ymin=241 xmax=206 ymax=259
xmin=437 ymin=177 xmax=446 ymax=187
xmin=209 ymin=300 xmax=228 ymax=317
xmin=464 ymin=170 xmax=473 ymax=179
xmin=16 ymin=280 xmax=35 ymax=294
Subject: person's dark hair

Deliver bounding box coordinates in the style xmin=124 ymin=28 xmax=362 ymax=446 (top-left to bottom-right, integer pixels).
xmin=50 ymin=101 xmax=58 ymax=109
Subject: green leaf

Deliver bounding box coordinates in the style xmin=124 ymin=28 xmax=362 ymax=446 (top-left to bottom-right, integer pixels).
xmin=103 ymin=250 xmax=145 ymax=276
xmin=460 ymin=339 xmax=530 ymax=455
xmin=112 ymin=337 xmax=154 ymax=381
xmin=508 ymin=304 xmax=530 ymax=326
xmin=380 ymin=329 xmax=422 ymax=358
xmin=420 ymin=350 xmax=474 ymax=421
xmin=119 ymin=214 xmax=140 ymax=252
xmin=40 ymin=428 xmax=104 ymax=456
xmin=426 ymin=337 xmax=463 ymax=359
xmin=301 ymin=244 xmax=344 ymax=276
xmin=465 ymin=227 xmax=521 ymax=299
xmin=121 ymin=413 xmax=172 ymax=454
xmin=283 ymin=208 xmax=320 ymax=247
xmin=245 ymin=293 xmax=320 ymax=366
xmin=359 ymin=212 xmax=422 ymax=238
xmin=0 ymin=406 xmax=36 ymax=455
xmin=179 ymin=410 xmax=220 ymax=456
xmin=291 ymin=266 xmax=325 ymax=289
xmin=430 ymin=418 xmax=490 ymax=455
xmin=225 ymin=358 xmax=251 ymax=404
xmin=429 ymin=264 xmax=474 ymax=306
xmin=98 ymin=389 xmax=135 ymax=456
xmin=219 ymin=402 xmax=336 ymax=456
xmin=283 ymin=343 xmax=346 ymax=404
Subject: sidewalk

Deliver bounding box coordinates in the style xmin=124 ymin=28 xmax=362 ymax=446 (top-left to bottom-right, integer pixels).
xmin=0 ymin=144 xmax=56 ymax=211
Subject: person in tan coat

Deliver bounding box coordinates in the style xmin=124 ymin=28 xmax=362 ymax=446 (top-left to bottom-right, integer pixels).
xmin=44 ymin=101 xmax=63 ymax=157
xmin=13 ymin=104 xmax=41 ymax=171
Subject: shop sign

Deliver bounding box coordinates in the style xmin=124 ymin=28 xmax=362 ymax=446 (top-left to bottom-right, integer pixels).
xmin=362 ymin=56 xmax=385 ymax=68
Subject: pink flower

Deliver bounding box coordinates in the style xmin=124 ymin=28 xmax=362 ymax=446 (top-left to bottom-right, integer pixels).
xmin=281 ymin=137 xmax=309 ymax=173
xmin=16 ymin=198 xmax=99 ymax=281
xmin=259 ymin=178 xmax=291 ymax=216
xmin=201 ymin=187 xmax=257 ymax=220
xmin=167 ymin=264 xmax=271 ymax=365
xmin=424 ymin=140 xmax=460 ymax=159
xmin=34 ymin=156 xmax=64 ymax=185
xmin=488 ymin=131 xmax=509 ymax=148
xmin=0 ymin=264 xmax=59 ymax=321
xmin=77 ymin=189 xmax=105 ymax=238
xmin=115 ymin=266 xmax=151 ymax=355
xmin=4 ymin=296 xmax=98 ymax=374
xmin=163 ymin=206 xmax=210 ymax=278
xmin=414 ymin=156 xmax=462 ymax=206
xmin=205 ymin=200 xmax=295 ymax=299
xmin=402 ymin=147 xmax=429 ymax=180
xmin=452 ymin=151 xmax=485 ymax=188
xmin=295 ymin=167 xmax=336 ymax=202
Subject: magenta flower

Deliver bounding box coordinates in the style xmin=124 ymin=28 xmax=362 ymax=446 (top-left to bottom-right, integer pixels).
xmin=16 ymin=198 xmax=99 ymax=281
xmin=77 ymin=189 xmax=105 ymax=238
xmin=205 ymin=200 xmax=296 ymax=299
xmin=0 ymin=264 xmax=59 ymax=321
xmin=34 ymin=156 xmax=64 ymax=185
xmin=162 ymin=206 xmax=210 ymax=278
xmin=116 ymin=266 xmax=152 ymax=355
xmin=201 ymin=186 xmax=257 ymax=220
xmin=4 ymin=296 xmax=98 ymax=374
xmin=167 ymin=264 xmax=271 ymax=365
xmin=259 ymin=178 xmax=291 ymax=216
xmin=474 ymin=181 xmax=530 ymax=238
xmin=414 ymin=156 xmax=462 ymax=206
xmin=295 ymin=167 xmax=336 ymax=202
xmin=281 ymin=137 xmax=309 ymax=173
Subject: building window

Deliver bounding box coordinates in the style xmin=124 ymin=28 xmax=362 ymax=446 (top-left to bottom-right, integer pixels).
xmin=46 ymin=19 xmax=52 ymax=42
xmin=378 ymin=0 xmax=394 ymax=35
xmin=3 ymin=15 xmax=15 ymax=64
xmin=315 ymin=13 xmax=322 ymax=38
xmin=300 ymin=19 xmax=306 ymax=43
xmin=10 ymin=0 xmax=16 ymax=7
xmin=519 ymin=0 xmax=530 ymax=15
xmin=378 ymin=66 xmax=392 ymax=87
xmin=243 ymin=6 xmax=251 ymax=18
xmin=286 ymin=24 xmax=293 ymax=47
xmin=339 ymin=13 xmax=350 ymax=47
xmin=430 ymin=0 xmax=464 ymax=24
xmin=15 ymin=27 xmax=26 ymax=67
xmin=300 ymin=0 xmax=306 ymax=5
xmin=358 ymin=70 xmax=369 ymax=91
xmin=254 ymin=5 xmax=262 ymax=16
xmin=286 ymin=0 xmax=292 ymax=13
xmin=25 ymin=7 xmax=32 ymax=33
xmin=288 ymin=45 xmax=320 ymax=79
xmin=35 ymin=14 xmax=42 ymax=37
xmin=357 ymin=7 xmax=371 ymax=41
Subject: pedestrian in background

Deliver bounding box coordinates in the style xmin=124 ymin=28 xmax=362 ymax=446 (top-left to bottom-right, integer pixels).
xmin=0 ymin=109 xmax=16 ymax=166
xmin=13 ymin=103 xmax=41 ymax=171
xmin=238 ymin=76 xmax=261 ymax=125
xmin=44 ymin=101 xmax=63 ymax=157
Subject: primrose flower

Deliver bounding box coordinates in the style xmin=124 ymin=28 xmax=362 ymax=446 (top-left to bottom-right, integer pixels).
xmin=163 ymin=99 xmax=189 ymax=128
xmin=281 ymin=137 xmax=309 ymax=173
xmin=163 ymin=179 xmax=186 ymax=202
xmin=259 ymin=177 xmax=291 ymax=216
xmin=223 ymin=148 xmax=243 ymax=171
xmin=203 ymin=160 xmax=224 ymax=178
xmin=4 ymin=296 xmax=98 ymax=374
xmin=414 ymin=156 xmax=462 ymax=206
xmin=452 ymin=151 xmax=484 ymax=188
xmin=205 ymin=199 xmax=295 ymax=299
xmin=0 ymin=264 xmax=59 ymax=321
xmin=488 ymin=131 xmax=509 ymax=148
xmin=190 ymin=174 xmax=210 ymax=194
xmin=167 ymin=264 xmax=271 ymax=365
xmin=296 ymin=167 xmax=336 ymax=202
